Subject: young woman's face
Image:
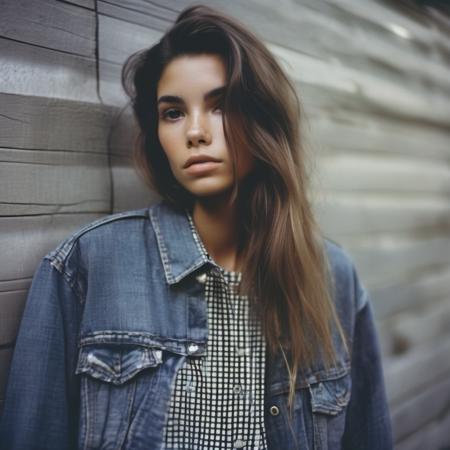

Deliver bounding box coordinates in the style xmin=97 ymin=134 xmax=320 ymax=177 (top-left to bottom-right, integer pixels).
xmin=157 ymin=53 xmax=255 ymax=199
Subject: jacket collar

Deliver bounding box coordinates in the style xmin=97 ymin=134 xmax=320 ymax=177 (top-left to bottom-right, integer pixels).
xmin=149 ymin=200 xmax=215 ymax=285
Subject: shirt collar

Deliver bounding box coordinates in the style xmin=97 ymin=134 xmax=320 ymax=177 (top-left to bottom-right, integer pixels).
xmin=149 ymin=200 xmax=215 ymax=285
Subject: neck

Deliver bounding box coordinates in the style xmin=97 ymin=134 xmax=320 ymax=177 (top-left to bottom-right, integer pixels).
xmin=192 ymin=194 xmax=243 ymax=272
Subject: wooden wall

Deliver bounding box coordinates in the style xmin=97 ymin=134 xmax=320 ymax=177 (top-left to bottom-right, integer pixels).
xmin=1 ymin=1 xmax=449 ymax=448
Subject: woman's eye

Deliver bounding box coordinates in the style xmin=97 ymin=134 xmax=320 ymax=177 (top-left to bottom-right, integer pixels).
xmin=162 ymin=109 xmax=183 ymax=120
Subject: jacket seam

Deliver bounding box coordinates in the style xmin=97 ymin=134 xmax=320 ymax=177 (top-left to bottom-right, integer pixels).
xmin=44 ymin=256 xmax=85 ymax=304
xmin=149 ymin=206 xmax=174 ymax=284
xmin=48 ymin=209 xmax=150 ymax=266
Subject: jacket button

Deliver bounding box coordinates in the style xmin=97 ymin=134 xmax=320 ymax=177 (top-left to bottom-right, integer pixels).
xmin=269 ymin=405 xmax=280 ymax=416
xmin=195 ymin=273 xmax=207 ymax=284
xmin=233 ymin=438 xmax=246 ymax=448
xmin=233 ymin=384 xmax=242 ymax=395
xmin=187 ymin=343 xmax=199 ymax=354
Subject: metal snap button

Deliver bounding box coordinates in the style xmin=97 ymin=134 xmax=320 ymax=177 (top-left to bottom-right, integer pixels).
xmin=233 ymin=384 xmax=241 ymax=395
xmin=187 ymin=343 xmax=199 ymax=354
xmin=269 ymin=405 xmax=280 ymax=416
xmin=195 ymin=273 xmax=207 ymax=284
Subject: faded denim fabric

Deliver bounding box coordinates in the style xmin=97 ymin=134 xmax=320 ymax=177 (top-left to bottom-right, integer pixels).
xmin=0 ymin=200 xmax=393 ymax=450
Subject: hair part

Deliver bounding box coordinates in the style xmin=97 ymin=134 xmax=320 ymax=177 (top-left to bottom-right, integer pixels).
xmin=121 ymin=3 xmax=349 ymax=416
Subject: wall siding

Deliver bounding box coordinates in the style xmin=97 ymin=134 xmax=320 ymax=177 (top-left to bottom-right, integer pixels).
xmin=1 ymin=0 xmax=449 ymax=447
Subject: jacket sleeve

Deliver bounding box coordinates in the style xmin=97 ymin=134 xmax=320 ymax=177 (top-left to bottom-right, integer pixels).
xmin=0 ymin=257 xmax=82 ymax=450
xmin=342 ymin=275 xmax=394 ymax=450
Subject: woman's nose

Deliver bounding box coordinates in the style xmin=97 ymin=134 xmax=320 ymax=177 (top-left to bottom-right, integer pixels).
xmin=186 ymin=113 xmax=212 ymax=148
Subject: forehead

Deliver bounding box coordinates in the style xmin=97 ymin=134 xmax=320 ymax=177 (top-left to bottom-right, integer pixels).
xmin=157 ymin=53 xmax=226 ymax=95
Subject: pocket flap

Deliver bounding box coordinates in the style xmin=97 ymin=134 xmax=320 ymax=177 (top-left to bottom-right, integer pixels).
xmin=309 ymin=372 xmax=351 ymax=416
xmin=75 ymin=344 xmax=163 ymax=385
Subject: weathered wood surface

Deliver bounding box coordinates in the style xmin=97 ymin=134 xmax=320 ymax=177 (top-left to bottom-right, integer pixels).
xmin=1 ymin=0 xmax=95 ymax=55
xmin=1 ymin=1 xmax=450 ymax=448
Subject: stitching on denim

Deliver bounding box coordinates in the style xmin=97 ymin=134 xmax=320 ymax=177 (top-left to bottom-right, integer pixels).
xmin=172 ymin=259 xmax=210 ymax=284
xmin=185 ymin=210 xmax=210 ymax=261
xmin=149 ymin=206 xmax=174 ymax=284
xmin=49 ymin=209 xmax=149 ymax=265
xmin=150 ymin=203 xmax=212 ymax=284
xmin=82 ymin=376 xmax=91 ymax=450
xmin=45 ymin=256 xmax=85 ymax=304
xmin=44 ymin=209 xmax=149 ymax=302
xmin=268 ymin=362 xmax=351 ymax=396
xmin=78 ymin=331 xmax=207 ymax=356
xmin=79 ymin=330 xmax=204 ymax=345
xmin=119 ymin=379 xmax=137 ymax=449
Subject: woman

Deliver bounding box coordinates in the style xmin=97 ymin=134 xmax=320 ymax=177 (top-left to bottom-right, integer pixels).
xmin=0 ymin=4 xmax=393 ymax=450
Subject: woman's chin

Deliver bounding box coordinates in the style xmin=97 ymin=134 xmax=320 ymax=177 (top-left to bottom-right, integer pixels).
xmin=185 ymin=181 xmax=233 ymax=200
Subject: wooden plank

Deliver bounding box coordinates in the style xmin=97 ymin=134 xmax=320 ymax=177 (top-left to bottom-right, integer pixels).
xmin=385 ymin=337 xmax=450 ymax=406
xmin=98 ymin=59 xmax=127 ymax=107
xmin=0 ymin=94 xmax=113 ymax=152
xmin=390 ymin=373 xmax=450 ymax=442
xmin=97 ymin=14 xmax=161 ymax=106
xmin=97 ymin=0 xmax=176 ymax=30
xmin=0 ymin=279 xmax=31 ymax=295
xmin=0 ymin=213 xmax=104 ymax=281
xmin=340 ymin=237 xmax=450 ymax=287
xmin=0 ymin=39 xmax=97 ymax=102
xmin=0 ymin=348 xmax=13 ymax=414
xmin=111 ymin=154 xmax=160 ymax=213
xmin=315 ymin=153 xmax=450 ymax=195
xmin=324 ymin=0 xmax=449 ymax=46
xmin=378 ymin=294 xmax=450 ymax=357
xmin=395 ymin=407 xmax=450 ymax=450
xmin=324 ymin=0 xmax=450 ymax=76
xmin=271 ymin=42 xmax=450 ymax=126
xmin=205 ymin=0 xmax=450 ymax=90
xmin=310 ymin=113 xmax=450 ymax=161
xmin=57 ymin=0 xmax=94 ymax=10
xmin=0 ymin=291 xmax=27 ymax=345
xmin=106 ymin=106 xmax=137 ymax=157
xmin=0 ymin=150 xmax=111 ymax=216
xmin=98 ymin=14 xmax=162 ymax=66
xmin=314 ymin=194 xmax=450 ymax=236
xmin=0 ymin=0 xmax=95 ymax=57
xmin=371 ymin=268 xmax=450 ymax=319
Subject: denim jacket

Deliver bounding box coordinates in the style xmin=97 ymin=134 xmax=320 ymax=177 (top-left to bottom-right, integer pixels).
xmin=0 ymin=200 xmax=393 ymax=450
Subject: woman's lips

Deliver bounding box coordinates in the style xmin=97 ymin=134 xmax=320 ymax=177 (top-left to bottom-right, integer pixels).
xmin=184 ymin=160 xmax=222 ymax=175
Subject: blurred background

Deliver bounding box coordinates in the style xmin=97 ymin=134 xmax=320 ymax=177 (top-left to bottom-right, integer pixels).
xmin=1 ymin=0 xmax=449 ymax=448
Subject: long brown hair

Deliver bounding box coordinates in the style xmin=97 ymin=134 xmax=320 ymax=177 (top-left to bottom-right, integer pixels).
xmin=121 ymin=4 xmax=349 ymax=413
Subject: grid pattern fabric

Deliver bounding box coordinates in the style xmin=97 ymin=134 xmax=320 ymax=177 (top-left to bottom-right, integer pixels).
xmin=162 ymin=213 xmax=268 ymax=449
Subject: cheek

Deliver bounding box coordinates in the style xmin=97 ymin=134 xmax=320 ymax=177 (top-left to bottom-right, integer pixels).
xmin=158 ymin=127 xmax=179 ymax=168
xmin=157 ymin=126 xmax=169 ymax=153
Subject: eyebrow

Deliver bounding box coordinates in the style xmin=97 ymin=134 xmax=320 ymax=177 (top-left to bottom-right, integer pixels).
xmin=157 ymin=86 xmax=226 ymax=106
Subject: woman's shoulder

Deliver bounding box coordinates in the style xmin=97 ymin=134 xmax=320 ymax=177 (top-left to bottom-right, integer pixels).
xmin=45 ymin=206 xmax=154 ymax=267
xmin=323 ymin=237 xmax=369 ymax=313
xmin=323 ymin=237 xmax=356 ymax=275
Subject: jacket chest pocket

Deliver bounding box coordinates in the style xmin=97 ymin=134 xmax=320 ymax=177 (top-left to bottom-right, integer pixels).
xmin=265 ymin=369 xmax=351 ymax=450
xmin=75 ymin=344 xmax=164 ymax=450
xmin=308 ymin=372 xmax=351 ymax=450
